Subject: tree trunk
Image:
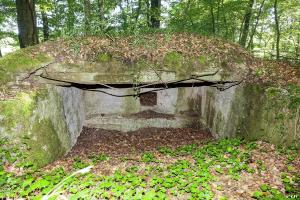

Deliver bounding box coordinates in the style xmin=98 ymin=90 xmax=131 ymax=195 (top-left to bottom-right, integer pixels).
xmin=41 ymin=11 xmax=49 ymax=41
xmin=216 ymin=0 xmax=221 ymax=34
xmin=296 ymin=34 xmax=300 ymax=58
xmin=221 ymin=0 xmax=229 ymax=39
xmin=150 ymin=0 xmax=161 ymax=28
xmin=239 ymin=0 xmax=254 ymax=47
xmin=16 ymin=0 xmax=39 ymax=48
xmin=83 ymin=0 xmax=92 ymax=35
xmin=67 ymin=0 xmax=76 ymax=33
xmin=97 ymin=0 xmax=105 ymax=29
xmin=119 ymin=2 xmax=128 ymax=31
xmin=209 ymin=2 xmax=216 ymax=34
xmin=146 ymin=0 xmax=151 ymax=27
xmin=135 ymin=0 xmax=142 ymax=25
xmin=0 ymin=49 xmax=2 ymax=58
xmin=247 ymin=0 xmax=265 ymax=49
xmin=274 ymin=0 xmax=280 ymax=60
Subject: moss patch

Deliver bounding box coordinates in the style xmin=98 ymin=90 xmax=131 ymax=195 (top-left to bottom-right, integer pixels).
xmin=29 ymin=119 xmax=65 ymax=167
xmin=236 ymin=84 xmax=299 ymax=145
xmin=96 ymin=53 xmax=112 ymax=62
xmin=163 ymin=52 xmax=184 ymax=70
xmin=0 ymin=88 xmax=69 ymax=168
xmin=0 ymin=92 xmax=35 ymax=134
xmin=0 ymin=47 xmax=52 ymax=84
xmin=198 ymin=55 xmax=207 ymax=65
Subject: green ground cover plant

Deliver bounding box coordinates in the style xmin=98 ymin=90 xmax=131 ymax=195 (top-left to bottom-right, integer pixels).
xmin=0 ymin=137 xmax=299 ymax=199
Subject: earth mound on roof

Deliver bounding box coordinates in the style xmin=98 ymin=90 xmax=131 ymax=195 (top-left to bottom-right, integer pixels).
xmin=0 ymin=33 xmax=299 ymax=86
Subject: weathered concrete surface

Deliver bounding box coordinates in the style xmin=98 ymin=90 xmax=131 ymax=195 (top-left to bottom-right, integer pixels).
xmin=83 ymin=85 xmax=299 ymax=145
xmin=84 ymin=88 xmax=179 ymax=117
xmin=0 ymin=86 xmax=85 ymax=167
xmin=84 ymin=89 xmax=140 ymax=116
xmin=41 ymin=60 xmax=245 ymax=85
xmin=85 ymin=114 xmax=199 ymax=132
xmin=59 ymin=87 xmax=85 ymax=147
xmin=84 ymin=88 xmax=197 ymax=131
xmin=195 ymin=85 xmax=300 ymax=145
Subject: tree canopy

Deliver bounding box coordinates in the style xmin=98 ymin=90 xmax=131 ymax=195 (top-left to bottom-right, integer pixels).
xmin=0 ymin=0 xmax=299 ymax=64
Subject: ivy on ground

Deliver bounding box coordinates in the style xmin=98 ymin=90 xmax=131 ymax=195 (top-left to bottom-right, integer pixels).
xmin=0 ymin=137 xmax=299 ymax=199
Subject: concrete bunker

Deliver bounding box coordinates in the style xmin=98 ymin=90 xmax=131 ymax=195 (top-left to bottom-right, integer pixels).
xmin=1 ymin=33 xmax=298 ymax=167
xmin=32 ymin=59 xmax=298 ymax=164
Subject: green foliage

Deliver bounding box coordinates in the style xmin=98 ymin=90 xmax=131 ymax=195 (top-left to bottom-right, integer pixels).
xmin=88 ymin=153 xmax=109 ymax=164
xmin=266 ymin=84 xmax=300 ymax=110
xmin=252 ymin=184 xmax=288 ymax=200
xmin=158 ymin=146 xmax=175 ymax=156
xmin=72 ymin=157 xmax=90 ymax=169
xmin=287 ymin=84 xmax=300 ymax=110
xmin=175 ymin=144 xmax=197 ymax=156
xmin=1 ymin=0 xmax=299 ymax=65
xmin=141 ymin=152 xmax=156 ymax=162
xmin=0 ymin=138 xmax=298 ymax=199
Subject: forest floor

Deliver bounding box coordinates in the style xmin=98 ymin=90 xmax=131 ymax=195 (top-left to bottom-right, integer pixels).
xmin=1 ymin=127 xmax=300 ymax=200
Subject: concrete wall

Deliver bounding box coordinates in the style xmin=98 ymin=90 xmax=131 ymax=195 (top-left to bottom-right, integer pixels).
xmin=83 ymin=88 xmax=201 ymax=131
xmin=58 ymin=87 xmax=85 ymax=147
xmin=2 ymin=83 xmax=297 ymax=167
xmin=84 ymin=88 xmax=181 ymax=117
xmin=0 ymin=86 xmax=85 ymax=167
xmin=195 ymin=85 xmax=300 ymax=145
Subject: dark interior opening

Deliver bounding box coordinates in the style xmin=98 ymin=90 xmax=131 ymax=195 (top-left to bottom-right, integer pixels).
xmin=139 ymin=92 xmax=157 ymax=106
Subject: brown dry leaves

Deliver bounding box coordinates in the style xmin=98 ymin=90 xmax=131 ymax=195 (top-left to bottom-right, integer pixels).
xmin=36 ymin=33 xmax=299 ymax=86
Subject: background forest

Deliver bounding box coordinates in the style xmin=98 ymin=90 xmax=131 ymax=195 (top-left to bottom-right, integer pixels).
xmin=0 ymin=0 xmax=299 ymax=65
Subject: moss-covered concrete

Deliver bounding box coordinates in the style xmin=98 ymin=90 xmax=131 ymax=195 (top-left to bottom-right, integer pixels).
xmin=197 ymin=84 xmax=300 ymax=146
xmin=0 ymin=47 xmax=53 ymax=84
xmin=0 ymin=87 xmax=72 ymax=167
xmin=236 ymin=84 xmax=300 ymax=144
xmin=30 ymin=119 xmax=65 ymax=167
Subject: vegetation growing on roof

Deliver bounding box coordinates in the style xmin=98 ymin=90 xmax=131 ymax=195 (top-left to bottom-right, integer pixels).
xmin=0 ymin=33 xmax=298 ymax=87
xmin=0 ymin=47 xmax=52 ymax=84
xmin=97 ymin=53 xmax=112 ymax=62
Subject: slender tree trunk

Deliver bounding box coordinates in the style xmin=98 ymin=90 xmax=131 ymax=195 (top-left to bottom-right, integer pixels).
xmin=274 ymin=0 xmax=280 ymax=60
xmin=67 ymin=0 xmax=75 ymax=33
xmin=221 ymin=0 xmax=229 ymax=39
xmin=16 ymin=0 xmax=39 ymax=48
xmin=185 ymin=0 xmax=194 ymax=28
xmin=83 ymin=0 xmax=92 ymax=35
xmin=296 ymin=34 xmax=300 ymax=58
xmin=238 ymin=16 xmax=245 ymax=42
xmin=216 ymin=0 xmax=221 ymax=34
xmin=240 ymin=0 xmax=254 ymax=47
xmin=41 ymin=11 xmax=49 ymax=41
xmin=97 ymin=0 xmax=105 ymax=29
xmin=209 ymin=2 xmax=216 ymax=34
xmin=135 ymin=0 xmax=142 ymax=25
xmin=146 ymin=0 xmax=151 ymax=27
xmin=0 ymin=49 xmax=2 ymax=58
xmin=150 ymin=0 xmax=161 ymax=28
xmin=247 ymin=0 xmax=265 ymax=49
xmin=119 ymin=2 xmax=128 ymax=31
